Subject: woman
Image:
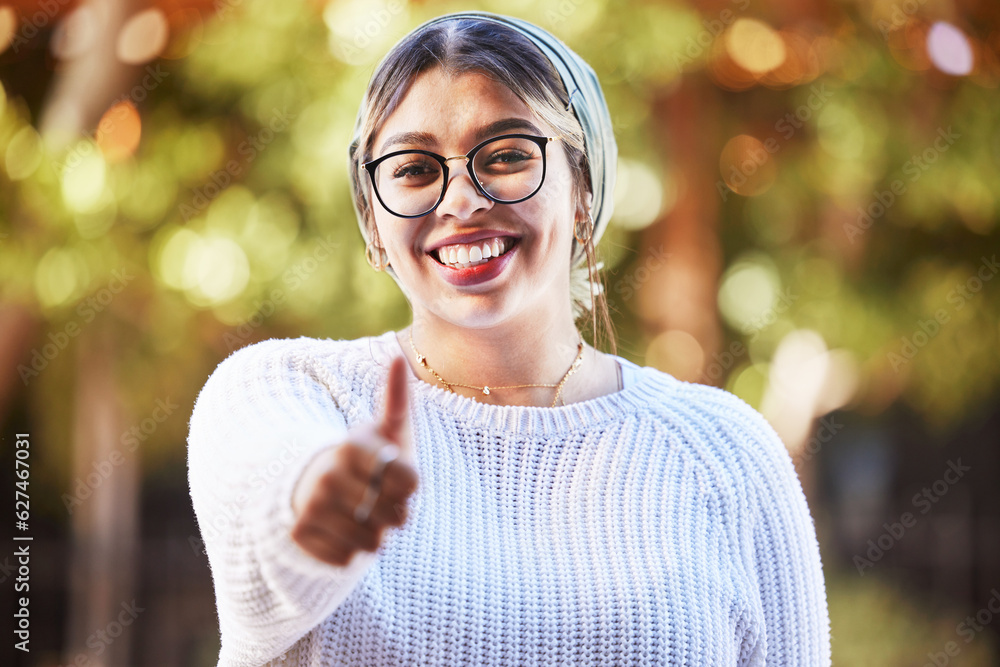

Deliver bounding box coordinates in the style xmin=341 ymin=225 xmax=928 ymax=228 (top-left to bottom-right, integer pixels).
xmin=188 ymin=11 xmax=831 ymax=666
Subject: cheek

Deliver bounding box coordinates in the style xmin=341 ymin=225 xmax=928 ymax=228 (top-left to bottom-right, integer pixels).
xmin=374 ymin=218 xmax=427 ymax=271
xmin=531 ymin=188 xmax=575 ymax=246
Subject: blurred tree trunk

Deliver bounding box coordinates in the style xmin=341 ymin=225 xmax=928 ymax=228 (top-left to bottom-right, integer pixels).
xmin=640 ymin=76 xmax=724 ymax=384
xmin=0 ymin=302 xmax=38 ymax=418
xmin=36 ymin=1 xmax=142 ymax=661
xmin=39 ymin=0 xmax=140 ymax=149
xmin=64 ymin=319 xmax=138 ymax=666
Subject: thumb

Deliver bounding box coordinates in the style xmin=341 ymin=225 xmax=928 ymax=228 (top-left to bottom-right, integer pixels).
xmin=377 ymin=355 xmax=411 ymax=451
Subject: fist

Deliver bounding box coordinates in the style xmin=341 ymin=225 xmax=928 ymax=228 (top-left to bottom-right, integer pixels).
xmin=290 ymin=356 xmax=419 ymax=566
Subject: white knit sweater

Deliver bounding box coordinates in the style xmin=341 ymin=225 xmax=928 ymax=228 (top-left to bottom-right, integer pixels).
xmin=187 ymin=331 xmax=831 ymax=666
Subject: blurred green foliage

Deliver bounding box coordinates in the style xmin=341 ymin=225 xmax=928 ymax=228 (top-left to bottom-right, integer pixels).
xmin=827 ymin=570 xmax=998 ymax=665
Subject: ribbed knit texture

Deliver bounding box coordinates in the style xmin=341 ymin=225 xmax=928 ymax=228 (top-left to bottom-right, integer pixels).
xmin=187 ymin=331 xmax=831 ymax=666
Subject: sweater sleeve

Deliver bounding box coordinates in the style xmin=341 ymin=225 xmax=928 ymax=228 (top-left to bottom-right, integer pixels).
xmin=187 ymin=339 xmax=378 ymax=666
xmin=710 ymin=393 xmax=832 ymax=667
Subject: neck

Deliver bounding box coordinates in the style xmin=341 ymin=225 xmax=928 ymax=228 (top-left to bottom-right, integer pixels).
xmin=403 ymin=307 xmax=586 ymax=407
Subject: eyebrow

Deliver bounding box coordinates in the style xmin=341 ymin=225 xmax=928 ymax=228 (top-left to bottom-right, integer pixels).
xmin=377 ymin=118 xmax=545 ymax=155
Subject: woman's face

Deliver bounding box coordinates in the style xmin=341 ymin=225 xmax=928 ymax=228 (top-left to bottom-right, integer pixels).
xmin=369 ymin=68 xmax=581 ymax=331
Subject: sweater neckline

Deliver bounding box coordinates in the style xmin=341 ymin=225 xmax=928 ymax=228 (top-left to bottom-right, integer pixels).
xmin=370 ymin=330 xmax=676 ymax=435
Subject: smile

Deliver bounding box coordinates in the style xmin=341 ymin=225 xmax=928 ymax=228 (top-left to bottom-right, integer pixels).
xmin=431 ymin=236 xmax=518 ymax=269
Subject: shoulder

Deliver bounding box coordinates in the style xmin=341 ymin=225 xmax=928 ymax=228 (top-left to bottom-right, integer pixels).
xmin=631 ymin=364 xmax=784 ymax=458
xmin=212 ymin=335 xmax=363 ymax=371
xmin=671 ymin=377 xmax=784 ymax=458
xmin=625 ymin=364 xmax=794 ymax=504
xmin=193 ymin=335 xmax=388 ymax=418
xmin=205 ymin=335 xmax=382 ymax=384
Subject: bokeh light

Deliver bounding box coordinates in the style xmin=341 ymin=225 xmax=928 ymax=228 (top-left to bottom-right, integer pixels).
xmin=613 ymin=159 xmax=666 ymax=230
xmin=154 ymin=227 xmax=201 ymax=291
xmin=324 ymin=0 xmax=410 ymax=65
xmin=759 ymin=31 xmax=815 ymax=89
xmin=96 ymin=101 xmax=142 ymax=163
xmin=50 ymin=5 xmax=99 ymax=60
xmin=4 ymin=126 xmax=44 ymax=181
xmin=927 ymin=21 xmax=974 ymax=76
xmin=719 ymin=134 xmax=777 ymax=196
xmin=190 ymin=237 xmax=250 ymax=305
xmin=61 ymin=147 xmax=108 ymax=213
xmin=726 ymin=18 xmax=787 ymax=74
xmin=728 ymin=362 xmax=770 ymax=408
xmin=0 ymin=6 xmax=16 ymax=56
xmin=646 ymin=329 xmax=705 ymax=382
xmin=816 ymin=348 xmax=860 ymax=414
xmin=117 ymin=8 xmax=170 ymax=65
xmin=718 ymin=255 xmax=782 ymax=332
xmin=152 ymin=227 xmax=251 ymax=306
xmin=34 ymin=247 xmax=89 ymax=309
xmin=760 ymin=328 xmax=831 ymax=452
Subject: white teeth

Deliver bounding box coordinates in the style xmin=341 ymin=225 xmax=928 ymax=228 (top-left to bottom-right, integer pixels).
xmin=434 ymin=236 xmax=515 ymax=268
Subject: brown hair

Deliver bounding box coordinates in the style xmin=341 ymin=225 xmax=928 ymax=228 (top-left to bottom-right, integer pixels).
xmin=349 ymin=18 xmax=615 ymax=354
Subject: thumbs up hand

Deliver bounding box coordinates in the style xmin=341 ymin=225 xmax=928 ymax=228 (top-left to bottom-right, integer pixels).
xmin=291 ymin=357 xmax=419 ymax=566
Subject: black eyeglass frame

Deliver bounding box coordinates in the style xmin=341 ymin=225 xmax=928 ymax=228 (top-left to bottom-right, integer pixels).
xmin=362 ymin=133 xmax=561 ymax=219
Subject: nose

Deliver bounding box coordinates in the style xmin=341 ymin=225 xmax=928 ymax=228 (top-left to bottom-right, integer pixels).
xmin=434 ymin=157 xmax=493 ymax=220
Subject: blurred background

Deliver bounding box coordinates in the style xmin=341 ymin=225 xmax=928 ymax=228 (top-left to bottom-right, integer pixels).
xmin=1 ymin=0 xmax=998 ymax=664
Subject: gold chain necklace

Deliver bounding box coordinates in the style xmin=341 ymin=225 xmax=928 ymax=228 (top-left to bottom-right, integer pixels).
xmin=408 ymin=330 xmax=584 ymax=408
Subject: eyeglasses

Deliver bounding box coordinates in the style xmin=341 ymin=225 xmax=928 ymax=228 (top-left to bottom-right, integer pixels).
xmin=362 ymin=134 xmax=561 ymax=218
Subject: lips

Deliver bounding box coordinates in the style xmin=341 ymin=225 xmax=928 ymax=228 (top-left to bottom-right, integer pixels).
xmin=429 ymin=238 xmax=519 ymax=287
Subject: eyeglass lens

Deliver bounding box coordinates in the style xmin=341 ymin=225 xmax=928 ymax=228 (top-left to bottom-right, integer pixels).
xmin=371 ymin=136 xmax=545 ymax=217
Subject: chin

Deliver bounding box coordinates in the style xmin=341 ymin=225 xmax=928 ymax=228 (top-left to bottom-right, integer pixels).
xmin=427 ymin=296 xmax=518 ymax=330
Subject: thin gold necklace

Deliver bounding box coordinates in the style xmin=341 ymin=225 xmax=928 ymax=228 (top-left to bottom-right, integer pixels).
xmin=408 ymin=330 xmax=584 ymax=408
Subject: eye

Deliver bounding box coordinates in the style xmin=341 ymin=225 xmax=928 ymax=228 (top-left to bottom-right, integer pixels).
xmin=391 ymin=157 xmax=440 ymax=180
xmin=475 ymin=135 xmax=542 ymax=174
xmin=487 ymin=148 xmax=531 ymax=164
